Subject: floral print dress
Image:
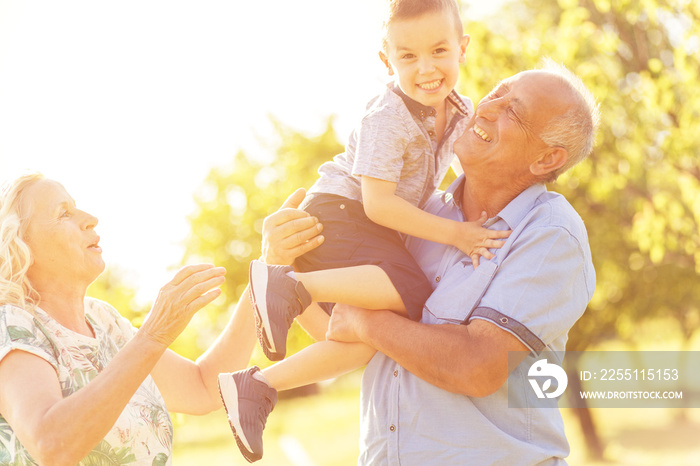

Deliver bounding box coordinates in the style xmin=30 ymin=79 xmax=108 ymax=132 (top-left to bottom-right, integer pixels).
xmin=0 ymin=298 xmax=173 ymax=465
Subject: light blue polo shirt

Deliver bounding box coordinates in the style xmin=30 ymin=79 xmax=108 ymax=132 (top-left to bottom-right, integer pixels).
xmin=359 ymin=175 xmax=596 ymax=465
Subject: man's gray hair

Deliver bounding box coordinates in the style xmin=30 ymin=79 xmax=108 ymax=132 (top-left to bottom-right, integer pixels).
xmin=538 ymin=58 xmax=601 ymax=180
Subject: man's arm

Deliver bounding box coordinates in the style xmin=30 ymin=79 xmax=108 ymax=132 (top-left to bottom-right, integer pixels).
xmin=327 ymin=304 xmax=529 ymax=397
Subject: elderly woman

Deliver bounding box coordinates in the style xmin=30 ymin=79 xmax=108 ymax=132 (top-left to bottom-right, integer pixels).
xmin=0 ymin=173 xmax=260 ymax=465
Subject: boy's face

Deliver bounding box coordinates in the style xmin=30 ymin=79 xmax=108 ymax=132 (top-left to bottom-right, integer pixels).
xmin=380 ymin=11 xmax=469 ymax=109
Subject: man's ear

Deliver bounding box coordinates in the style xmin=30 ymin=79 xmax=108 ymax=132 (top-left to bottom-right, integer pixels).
xmin=459 ymin=34 xmax=470 ymax=63
xmin=530 ymin=147 xmax=568 ymax=177
xmin=378 ymin=51 xmax=394 ymax=76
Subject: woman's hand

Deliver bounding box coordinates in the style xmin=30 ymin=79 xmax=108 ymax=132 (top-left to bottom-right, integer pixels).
xmin=140 ymin=264 xmax=226 ymax=347
xmin=261 ymin=188 xmax=324 ymax=265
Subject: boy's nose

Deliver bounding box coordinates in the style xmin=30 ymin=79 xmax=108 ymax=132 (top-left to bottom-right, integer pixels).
xmin=417 ymin=57 xmax=436 ymax=74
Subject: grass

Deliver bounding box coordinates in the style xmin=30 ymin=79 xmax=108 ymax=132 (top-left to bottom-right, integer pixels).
xmin=172 ymin=373 xmax=362 ymax=466
xmin=173 ymin=371 xmax=700 ymax=465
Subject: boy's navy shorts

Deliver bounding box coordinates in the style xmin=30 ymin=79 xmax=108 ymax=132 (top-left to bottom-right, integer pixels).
xmin=297 ymin=193 xmax=432 ymax=321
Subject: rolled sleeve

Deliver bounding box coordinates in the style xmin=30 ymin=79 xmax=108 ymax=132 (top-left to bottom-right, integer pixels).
xmin=468 ymin=307 xmax=546 ymax=354
xmin=473 ymin=224 xmax=594 ymax=351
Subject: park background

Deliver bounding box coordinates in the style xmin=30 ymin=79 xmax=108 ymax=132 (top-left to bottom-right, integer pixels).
xmin=0 ymin=0 xmax=698 ymax=464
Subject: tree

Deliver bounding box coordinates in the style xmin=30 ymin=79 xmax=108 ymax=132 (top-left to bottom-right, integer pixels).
xmin=181 ymin=118 xmax=344 ymax=365
xmin=87 ymin=266 xmax=149 ymax=325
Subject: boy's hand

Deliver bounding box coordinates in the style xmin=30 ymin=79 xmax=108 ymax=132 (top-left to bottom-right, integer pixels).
xmin=453 ymin=212 xmax=510 ymax=268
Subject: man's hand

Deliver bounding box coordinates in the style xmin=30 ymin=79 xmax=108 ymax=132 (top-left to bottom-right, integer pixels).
xmin=261 ymin=188 xmax=324 ymax=265
xmin=325 ymin=303 xmax=370 ymax=343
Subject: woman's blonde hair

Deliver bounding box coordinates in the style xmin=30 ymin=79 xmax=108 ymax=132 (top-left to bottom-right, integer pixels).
xmin=0 ymin=172 xmax=44 ymax=309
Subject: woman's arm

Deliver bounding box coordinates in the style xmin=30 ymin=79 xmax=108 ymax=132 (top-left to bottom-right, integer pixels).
xmin=150 ymin=188 xmax=326 ymax=414
xmin=149 ymin=285 xmax=258 ymax=414
xmin=0 ymin=264 xmax=224 ymax=466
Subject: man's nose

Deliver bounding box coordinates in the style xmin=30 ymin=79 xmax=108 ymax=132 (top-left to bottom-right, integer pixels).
xmin=476 ymin=98 xmax=502 ymax=121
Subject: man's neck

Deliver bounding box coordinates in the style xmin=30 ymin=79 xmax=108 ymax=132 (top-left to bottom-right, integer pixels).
xmin=460 ymin=176 xmax=532 ymax=221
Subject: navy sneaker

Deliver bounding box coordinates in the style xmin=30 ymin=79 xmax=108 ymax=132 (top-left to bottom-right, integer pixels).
xmin=218 ymin=366 xmax=278 ymax=463
xmin=249 ymin=260 xmax=312 ymax=361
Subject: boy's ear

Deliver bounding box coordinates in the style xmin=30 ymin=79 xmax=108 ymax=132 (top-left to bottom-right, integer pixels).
xmin=459 ymin=34 xmax=470 ymax=63
xmin=378 ymin=51 xmax=394 ymax=76
xmin=530 ymin=147 xmax=568 ymax=177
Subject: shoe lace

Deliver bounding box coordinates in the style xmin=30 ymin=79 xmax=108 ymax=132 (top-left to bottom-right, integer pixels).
xmin=257 ymin=395 xmax=274 ymax=427
xmin=284 ymin=297 xmax=305 ymax=327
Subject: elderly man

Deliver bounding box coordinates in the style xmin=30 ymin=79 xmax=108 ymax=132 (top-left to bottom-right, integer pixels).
xmin=263 ymin=61 xmax=599 ymax=465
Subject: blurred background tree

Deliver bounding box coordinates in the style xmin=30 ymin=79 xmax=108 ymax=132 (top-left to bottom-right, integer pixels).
xmin=87 ymin=267 xmax=150 ymax=325
xmin=179 ymin=118 xmax=344 ymax=367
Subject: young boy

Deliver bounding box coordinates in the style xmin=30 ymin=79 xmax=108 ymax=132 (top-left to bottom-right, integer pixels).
xmin=218 ymin=0 xmax=510 ymax=461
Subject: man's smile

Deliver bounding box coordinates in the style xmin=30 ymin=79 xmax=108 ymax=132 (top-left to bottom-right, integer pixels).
xmin=474 ymin=124 xmax=492 ymax=142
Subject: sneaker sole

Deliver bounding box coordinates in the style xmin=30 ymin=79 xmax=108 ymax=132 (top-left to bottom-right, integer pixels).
xmin=218 ymin=374 xmax=259 ymax=462
xmin=249 ymin=261 xmax=281 ymax=357
xmin=251 ymin=301 xmax=283 ymax=361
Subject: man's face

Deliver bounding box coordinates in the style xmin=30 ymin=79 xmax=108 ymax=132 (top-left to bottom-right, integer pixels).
xmin=454 ymin=71 xmax=571 ymax=181
xmin=380 ymin=11 xmax=469 ymax=110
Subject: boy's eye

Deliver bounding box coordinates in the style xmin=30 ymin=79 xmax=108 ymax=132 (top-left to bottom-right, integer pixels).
xmin=433 ymin=48 xmax=447 ymax=54
xmin=401 ymin=53 xmax=415 ymax=60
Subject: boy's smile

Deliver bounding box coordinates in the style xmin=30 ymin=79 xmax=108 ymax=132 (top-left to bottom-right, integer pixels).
xmin=380 ymin=11 xmax=469 ymax=110
xmin=417 ymin=78 xmax=444 ymax=91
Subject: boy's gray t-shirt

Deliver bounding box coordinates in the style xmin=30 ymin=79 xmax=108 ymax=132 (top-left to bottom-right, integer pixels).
xmin=307 ymin=83 xmax=473 ymax=209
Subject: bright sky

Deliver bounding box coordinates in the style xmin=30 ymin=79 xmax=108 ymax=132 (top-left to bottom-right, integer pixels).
xmin=0 ymin=0 xmax=504 ymax=303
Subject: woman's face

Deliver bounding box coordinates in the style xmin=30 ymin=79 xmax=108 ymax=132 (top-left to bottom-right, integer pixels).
xmin=22 ymin=179 xmax=105 ymax=290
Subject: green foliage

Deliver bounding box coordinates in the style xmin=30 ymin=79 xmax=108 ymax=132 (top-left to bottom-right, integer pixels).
xmin=87 ymin=267 xmax=150 ymax=326
xmin=462 ymin=0 xmax=699 ymax=351
xmin=181 ymin=119 xmax=345 ymax=363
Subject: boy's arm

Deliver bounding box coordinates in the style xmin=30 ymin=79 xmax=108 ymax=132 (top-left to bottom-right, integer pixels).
xmin=361 ymin=176 xmax=509 ymax=265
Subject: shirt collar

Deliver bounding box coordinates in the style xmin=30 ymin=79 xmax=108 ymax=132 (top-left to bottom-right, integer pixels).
xmin=497 ymin=184 xmax=547 ymax=229
xmin=442 ymin=175 xmax=547 ymax=229
xmin=391 ymin=83 xmax=471 ymax=120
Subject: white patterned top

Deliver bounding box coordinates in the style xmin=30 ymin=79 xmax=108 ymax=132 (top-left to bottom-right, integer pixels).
xmin=0 ymin=297 xmax=172 ymax=465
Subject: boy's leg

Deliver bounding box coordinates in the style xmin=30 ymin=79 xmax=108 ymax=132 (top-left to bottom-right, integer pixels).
xmin=218 ymin=341 xmax=376 ymax=461
xmin=262 ymin=340 xmax=377 ymax=391
xmin=295 ymin=265 xmax=407 ymax=314
xmin=249 ymin=261 xmax=405 ymax=361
